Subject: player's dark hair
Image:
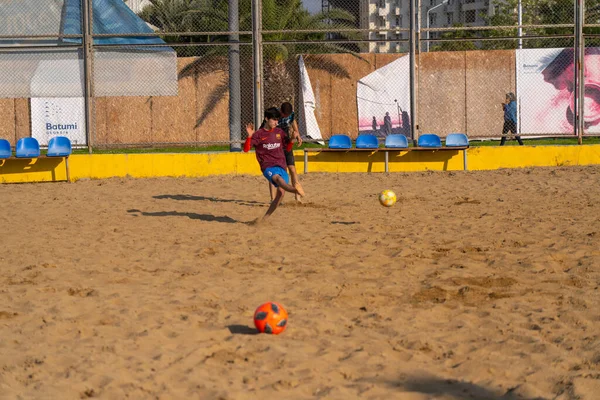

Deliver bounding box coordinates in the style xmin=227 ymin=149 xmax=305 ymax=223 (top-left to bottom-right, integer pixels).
xmin=264 ymin=107 xmax=281 ymax=120
xmin=280 ymin=102 xmax=293 ymax=115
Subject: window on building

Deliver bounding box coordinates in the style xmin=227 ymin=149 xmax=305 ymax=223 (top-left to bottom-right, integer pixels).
xmin=396 ymin=16 xmax=401 ymax=26
xmin=447 ymin=12 xmax=453 ymax=24
xmin=465 ymin=9 xmax=476 ymax=23
xmin=429 ymin=13 xmax=437 ymax=26
xmin=430 ymin=0 xmax=435 ymax=5
xmin=465 ymin=0 xmax=475 ymax=3
xmin=379 ymin=0 xmax=386 ymax=8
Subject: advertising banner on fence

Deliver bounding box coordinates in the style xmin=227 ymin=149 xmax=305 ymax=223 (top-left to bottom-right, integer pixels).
xmin=30 ymin=98 xmax=86 ymax=146
xmin=357 ymin=55 xmax=411 ymax=138
xmin=516 ymin=47 xmax=600 ymax=135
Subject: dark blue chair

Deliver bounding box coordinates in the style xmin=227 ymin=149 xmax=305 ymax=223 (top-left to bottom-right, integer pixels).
xmin=15 ymin=137 xmax=40 ymax=158
xmin=328 ymin=134 xmax=352 ymax=149
xmin=47 ymin=136 xmax=72 ymax=157
xmin=384 ymin=134 xmax=409 ymax=149
xmin=418 ymin=134 xmax=442 ymax=148
xmin=0 ymin=139 xmax=11 ymax=159
xmin=47 ymin=136 xmax=72 ymax=182
xmin=445 ymin=133 xmax=469 ymax=147
xmin=356 ymin=134 xmax=379 ymax=149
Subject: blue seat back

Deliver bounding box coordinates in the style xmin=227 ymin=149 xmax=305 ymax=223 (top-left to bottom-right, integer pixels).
xmin=418 ymin=134 xmax=442 ymax=148
xmin=384 ymin=134 xmax=409 ymax=148
xmin=0 ymin=139 xmax=11 ymax=159
xmin=356 ymin=134 xmax=379 ymax=149
xmin=328 ymin=134 xmax=352 ymax=149
xmin=15 ymin=137 xmax=40 ymax=158
xmin=47 ymin=136 xmax=72 ymax=157
xmin=445 ymin=133 xmax=469 ymax=147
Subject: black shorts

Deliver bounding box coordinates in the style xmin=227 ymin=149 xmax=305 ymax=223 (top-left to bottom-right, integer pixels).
xmin=502 ymin=120 xmax=516 ymax=134
xmin=284 ymin=148 xmax=295 ymax=166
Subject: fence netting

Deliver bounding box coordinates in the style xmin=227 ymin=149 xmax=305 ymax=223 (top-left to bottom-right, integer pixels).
xmin=0 ymin=0 xmax=597 ymax=149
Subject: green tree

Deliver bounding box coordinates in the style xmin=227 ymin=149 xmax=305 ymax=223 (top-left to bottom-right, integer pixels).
xmin=429 ymin=24 xmax=477 ymax=52
xmin=138 ymin=0 xmax=359 ymax=130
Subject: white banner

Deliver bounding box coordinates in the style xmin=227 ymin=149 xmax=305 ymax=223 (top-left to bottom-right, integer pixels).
xmin=516 ymin=47 xmax=600 ymax=134
xmin=357 ymin=54 xmax=411 ymax=137
xmin=298 ymin=56 xmax=324 ymax=144
xmin=30 ymin=98 xmax=86 ymax=146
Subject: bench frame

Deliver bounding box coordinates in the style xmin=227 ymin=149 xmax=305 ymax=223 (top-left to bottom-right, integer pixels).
xmin=303 ymin=147 xmax=469 ymax=173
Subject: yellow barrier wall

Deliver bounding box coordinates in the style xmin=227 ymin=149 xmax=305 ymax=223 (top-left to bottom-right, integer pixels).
xmin=1 ymin=145 xmax=600 ymax=183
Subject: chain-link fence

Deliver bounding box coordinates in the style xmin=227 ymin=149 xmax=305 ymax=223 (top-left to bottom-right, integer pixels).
xmin=0 ymin=0 xmax=597 ymax=151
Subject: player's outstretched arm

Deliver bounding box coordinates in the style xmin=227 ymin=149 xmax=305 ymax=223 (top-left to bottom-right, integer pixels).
xmin=244 ymin=123 xmax=255 ymax=152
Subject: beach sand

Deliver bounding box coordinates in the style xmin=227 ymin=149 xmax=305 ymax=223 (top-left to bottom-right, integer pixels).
xmin=0 ymin=167 xmax=599 ymax=399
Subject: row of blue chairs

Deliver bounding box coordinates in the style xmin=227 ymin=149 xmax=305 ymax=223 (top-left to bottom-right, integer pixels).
xmin=0 ymin=137 xmax=72 ymax=159
xmin=0 ymin=137 xmax=73 ymax=182
xmin=328 ymin=133 xmax=469 ymax=149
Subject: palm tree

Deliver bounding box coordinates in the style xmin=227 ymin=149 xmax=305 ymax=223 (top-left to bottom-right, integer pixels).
xmin=139 ymin=0 xmax=360 ymax=130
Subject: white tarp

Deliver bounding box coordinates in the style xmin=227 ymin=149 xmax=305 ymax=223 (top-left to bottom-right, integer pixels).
xmin=31 ymin=97 xmax=86 ymax=146
xmin=357 ymin=54 xmax=411 ymax=137
xmin=516 ymin=47 xmax=600 ymax=134
xmin=0 ymin=0 xmax=178 ymax=98
xmin=298 ymin=55 xmax=324 ymax=144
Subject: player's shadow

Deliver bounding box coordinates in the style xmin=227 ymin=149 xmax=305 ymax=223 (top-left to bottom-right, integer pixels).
xmin=384 ymin=377 xmax=546 ymax=400
xmin=227 ymin=325 xmax=259 ymax=335
xmin=154 ymin=194 xmax=267 ymax=208
xmin=127 ymin=209 xmax=240 ymax=224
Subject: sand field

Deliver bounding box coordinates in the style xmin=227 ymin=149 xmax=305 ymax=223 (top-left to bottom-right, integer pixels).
xmin=0 ymin=167 xmax=599 ymax=399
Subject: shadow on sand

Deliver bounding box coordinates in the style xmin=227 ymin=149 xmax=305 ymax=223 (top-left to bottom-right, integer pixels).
xmin=227 ymin=325 xmax=259 ymax=335
xmin=384 ymin=377 xmax=548 ymax=400
xmin=154 ymin=194 xmax=268 ymax=208
xmin=127 ymin=209 xmax=240 ymax=224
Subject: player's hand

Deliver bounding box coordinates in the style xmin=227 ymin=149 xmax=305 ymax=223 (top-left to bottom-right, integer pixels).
xmin=245 ymin=123 xmax=254 ymax=137
xmin=295 ymin=134 xmax=303 ymax=147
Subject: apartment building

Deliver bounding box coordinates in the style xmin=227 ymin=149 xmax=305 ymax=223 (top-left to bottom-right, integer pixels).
xmin=124 ymin=0 xmax=151 ymax=14
xmin=359 ymin=0 xmax=495 ymax=53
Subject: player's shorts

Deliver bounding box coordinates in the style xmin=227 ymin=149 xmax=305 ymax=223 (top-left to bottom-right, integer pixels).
xmin=284 ymin=149 xmax=295 ymax=166
xmin=263 ymin=166 xmax=290 ymax=187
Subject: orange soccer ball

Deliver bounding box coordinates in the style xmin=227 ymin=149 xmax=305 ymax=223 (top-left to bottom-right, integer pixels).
xmin=253 ymin=302 xmax=288 ymax=335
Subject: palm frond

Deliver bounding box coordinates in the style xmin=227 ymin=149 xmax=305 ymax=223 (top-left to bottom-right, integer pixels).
xmin=195 ymin=77 xmax=229 ymax=129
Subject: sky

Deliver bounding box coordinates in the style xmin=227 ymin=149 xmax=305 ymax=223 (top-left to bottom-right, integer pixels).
xmin=302 ymin=0 xmax=322 ymax=14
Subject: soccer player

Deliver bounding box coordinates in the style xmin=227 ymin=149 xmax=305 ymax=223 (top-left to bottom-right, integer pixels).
xmin=275 ymin=102 xmax=304 ymax=202
xmin=244 ymin=107 xmax=305 ymax=220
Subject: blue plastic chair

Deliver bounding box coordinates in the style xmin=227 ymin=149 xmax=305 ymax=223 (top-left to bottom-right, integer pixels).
xmin=445 ymin=133 xmax=469 ymax=147
xmin=328 ymin=134 xmax=352 ymax=149
xmin=47 ymin=136 xmax=72 ymax=182
xmin=418 ymin=134 xmax=442 ymax=148
xmin=47 ymin=136 xmax=72 ymax=157
xmin=384 ymin=134 xmax=409 ymax=149
xmin=15 ymin=137 xmax=40 ymax=158
xmin=0 ymin=139 xmax=11 ymax=159
xmin=356 ymin=134 xmax=379 ymax=149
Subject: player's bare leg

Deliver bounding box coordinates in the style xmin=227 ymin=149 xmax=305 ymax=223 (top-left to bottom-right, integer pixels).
xmin=287 ymin=165 xmax=304 ymax=202
xmin=262 ymin=188 xmax=285 ymax=220
xmin=272 ymin=174 xmax=304 ymax=197
xmin=268 ymin=182 xmax=276 ymax=201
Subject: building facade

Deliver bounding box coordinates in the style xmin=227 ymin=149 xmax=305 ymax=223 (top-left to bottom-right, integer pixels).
xmin=359 ymin=0 xmax=496 ymax=53
xmin=124 ymin=0 xmax=151 ymax=14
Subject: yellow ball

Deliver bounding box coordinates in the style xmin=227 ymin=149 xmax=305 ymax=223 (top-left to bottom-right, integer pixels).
xmin=379 ymin=190 xmax=397 ymax=207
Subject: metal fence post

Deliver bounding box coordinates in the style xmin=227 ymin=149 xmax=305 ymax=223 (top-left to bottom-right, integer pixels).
xmin=229 ymin=0 xmax=241 ymax=152
xmin=82 ymin=0 xmax=94 ymax=154
xmin=576 ymin=0 xmax=585 ymax=145
xmin=410 ymin=0 xmax=419 ymax=146
xmin=252 ymin=0 xmax=263 ymax=130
